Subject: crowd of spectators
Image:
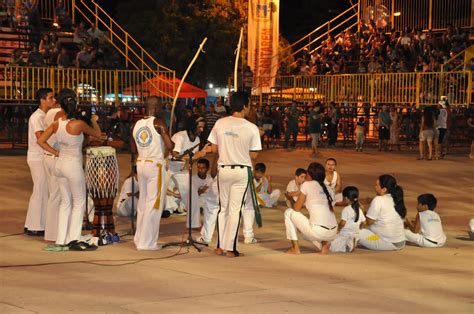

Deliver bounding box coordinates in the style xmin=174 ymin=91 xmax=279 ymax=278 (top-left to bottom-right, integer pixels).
xmin=283 ymin=20 xmax=470 ymax=76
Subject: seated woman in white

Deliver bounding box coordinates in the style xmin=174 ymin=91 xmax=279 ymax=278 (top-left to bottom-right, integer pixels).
xmin=330 ymin=186 xmax=366 ymax=253
xmin=405 ymin=193 xmax=446 ymax=248
xmin=324 ymin=158 xmax=343 ymax=205
xmin=359 ymin=174 xmax=406 ymax=251
xmin=284 ymin=162 xmax=337 ymax=255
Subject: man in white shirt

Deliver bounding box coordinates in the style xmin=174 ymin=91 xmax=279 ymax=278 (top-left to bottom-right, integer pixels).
xmin=25 ymin=88 xmax=56 ymax=236
xmin=168 ymin=116 xmax=207 ymax=228
xmin=208 ymin=91 xmax=262 ymax=257
xmin=42 ymin=91 xmax=65 ymax=242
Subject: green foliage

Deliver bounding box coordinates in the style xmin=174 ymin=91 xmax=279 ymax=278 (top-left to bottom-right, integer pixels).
xmin=114 ymin=0 xmax=244 ymax=87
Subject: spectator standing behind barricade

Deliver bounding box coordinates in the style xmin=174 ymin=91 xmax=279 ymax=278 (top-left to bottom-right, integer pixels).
xmin=308 ymin=103 xmax=322 ymax=157
xmin=327 ymin=103 xmax=338 ymax=147
xmin=418 ymin=106 xmax=436 ymax=160
xmin=355 ymin=117 xmax=365 ymax=152
xmin=261 ymin=105 xmax=274 ymax=149
xmin=389 ymin=107 xmax=400 ymax=151
xmin=378 ymin=105 xmax=391 ymax=151
xmin=436 ymin=99 xmax=449 ymax=159
xmin=284 ymin=103 xmax=299 ymax=150
xmin=271 ymin=106 xmax=283 ymax=147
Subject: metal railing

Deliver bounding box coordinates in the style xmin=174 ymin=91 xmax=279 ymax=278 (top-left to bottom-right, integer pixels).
xmin=278 ymin=2 xmax=360 ymax=70
xmin=72 ymin=0 xmax=175 ymax=101
xmin=359 ymin=0 xmax=472 ymax=31
xmin=442 ymin=46 xmax=473 ymax=73
xmin=250 ymin=71 xmax=472 ymax=106
xmin=0 ymin=65 xmax=176 ymax=104
xmin=39 ymin=0 xmax=76 ymax=22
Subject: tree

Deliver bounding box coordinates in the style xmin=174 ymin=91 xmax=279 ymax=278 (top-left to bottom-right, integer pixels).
xmin=114 ymin=0 xmax=244 ymax=87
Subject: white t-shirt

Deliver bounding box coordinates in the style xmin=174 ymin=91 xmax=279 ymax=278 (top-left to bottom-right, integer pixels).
xmin=27 ymin=108 xmax=46 ymax=160
xmin=117 ymin=176 xmax=139 ymax=207
xmin=192 ymin=174 xmax=218 ymax=208
xmin=286 ymin=179 xmax=301 ymax=203
xmin=419 ymin=210 xmax=446 ymax=244
xmin=208 ymin=116 xmax=261 ymax=167
xmin=300 ymin=180 xmax=337 ymax=228
xmin=43 ymin=107 xmax=62 ymax=149
xmin=340 ymin=205 xmax=366 ymax=237
xmin=436 ymin=108 xmax=447 ymax=129
xmin=169 ymin=131 xmax=200 ymax=173
xmin=366 ymin=194 xmax=405 ymax=243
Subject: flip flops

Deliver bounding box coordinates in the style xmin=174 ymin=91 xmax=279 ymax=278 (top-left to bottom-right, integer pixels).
xmin=68 ymin=240 xmax=98 ymax=251
xmin=44 ymin=244 xmax=69 ymax=252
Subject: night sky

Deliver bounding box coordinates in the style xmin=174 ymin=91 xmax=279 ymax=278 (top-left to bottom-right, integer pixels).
xmin=96 ymin=0 xmax=351 ymax=43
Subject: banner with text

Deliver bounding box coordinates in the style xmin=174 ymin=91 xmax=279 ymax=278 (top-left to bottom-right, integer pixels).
xmin=247 ymin=0 xmax=279 ymax=94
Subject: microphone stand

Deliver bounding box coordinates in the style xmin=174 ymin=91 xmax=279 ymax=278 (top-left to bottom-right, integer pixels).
xmin=164 ymin=143 xmax=208 ymax=252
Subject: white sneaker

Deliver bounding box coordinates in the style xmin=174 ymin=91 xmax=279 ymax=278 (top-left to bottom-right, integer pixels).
xmin=244 ymin=237 xmax=257 ymax=244
xmin=174 ymin=209 xmax=186 ymax=216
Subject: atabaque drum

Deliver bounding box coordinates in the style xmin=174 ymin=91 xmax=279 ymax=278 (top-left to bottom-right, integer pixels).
xmin=85 ymin=146 xmax=119 ymax=237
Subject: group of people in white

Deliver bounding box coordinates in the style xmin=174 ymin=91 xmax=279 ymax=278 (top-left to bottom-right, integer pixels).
xmin=25 ymin=90 xmax=461 ymax=254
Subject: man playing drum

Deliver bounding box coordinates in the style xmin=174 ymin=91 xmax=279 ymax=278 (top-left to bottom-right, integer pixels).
xmin=131 ymin=96 xmax=174 ymax=250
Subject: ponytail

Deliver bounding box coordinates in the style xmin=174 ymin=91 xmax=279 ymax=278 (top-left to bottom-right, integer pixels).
xmin=318 ymin=181 xmax=334 ymax=212
xmin=343 ymin=186 xmax=360 ymax=222
xmin=379 ymin=174 xmax=406 ymax=219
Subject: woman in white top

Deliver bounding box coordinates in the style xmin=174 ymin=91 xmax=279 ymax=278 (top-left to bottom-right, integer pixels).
xmin=38 ymin=90 xmax=102 ymax=248
xmin=324 ymin=158 xmax=342 ymax=204
xmin=359 ymin=174 xmax=406 ymax=251
xmin=285 ymin=162 xmax=337 ymax=254
xmin=330 ymin=186 xmax=366 ymax=253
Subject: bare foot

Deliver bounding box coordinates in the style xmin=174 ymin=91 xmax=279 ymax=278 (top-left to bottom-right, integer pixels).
xmin=286 ymin=247 xmax=301 ymax=254
xmin=320 ymin=241 xmax=331 ymax=255
xmin=225 ymin=250 xmax=244 ymax=257
xmin=214 ymin=248 xmax=224 ymax=256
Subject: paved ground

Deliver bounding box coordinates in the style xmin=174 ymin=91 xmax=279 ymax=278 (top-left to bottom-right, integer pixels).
xmin=0 ymin=146 xmax=473 ymax=313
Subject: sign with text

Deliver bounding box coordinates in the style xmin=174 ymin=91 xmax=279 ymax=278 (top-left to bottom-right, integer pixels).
xmin=248 ymin=0 xmax=279 ymax=94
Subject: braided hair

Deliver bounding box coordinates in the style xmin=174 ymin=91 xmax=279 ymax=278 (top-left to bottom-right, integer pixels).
xmin=307 ymin=162 xmax=333 ymax=211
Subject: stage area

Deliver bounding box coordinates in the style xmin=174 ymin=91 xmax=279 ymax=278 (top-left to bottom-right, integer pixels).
xmin=1 ymin=147 xmax=473 ymax=313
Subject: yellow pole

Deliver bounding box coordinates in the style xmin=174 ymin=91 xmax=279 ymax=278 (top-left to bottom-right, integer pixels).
xmin=169 ymin=38 xmax=208 ymax=133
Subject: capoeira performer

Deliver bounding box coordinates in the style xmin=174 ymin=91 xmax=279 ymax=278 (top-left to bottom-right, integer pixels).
xmin=42 ymin=91 xmax=66 ymax=242
xmin=168 ymin=115 xmax=208 ymax=228
xmin=208 ymin=91 xmax=262 ymax=257
xmin=38 ymin=89 xmax=103 ymax=249
xmin=194 ymin=158 xmax=219 ymax=244
xmin=25 ymin=88 xmax=56 ymax=236
xmin=242 ymin=162 xmax=281 ymax=244
xmin=324 ymin=158 xmax=343 ymax=205
xmin=285 ymin=168 xmax=307 ymax=207
xmin=131 ymin=96 xmax=174 ymax=250
xmin=284 ymin=162 xmax=337 ymax=255
xmin=116 ymin=168 xmax=139 ymax=217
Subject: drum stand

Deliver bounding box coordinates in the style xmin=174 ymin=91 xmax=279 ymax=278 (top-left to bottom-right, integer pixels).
xmin=164 ymin=145 xmax=208 ymax=252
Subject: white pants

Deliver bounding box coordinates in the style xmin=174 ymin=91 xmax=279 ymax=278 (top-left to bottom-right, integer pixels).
xmin=217 ymin=167 xmax=249 ymax=252
xmin=243 ymin=200 xmax=256 ymax=240
xmin=54 ymin=156 xmax=86 ymax=245
xmin=405 ymin=229 xmax=444 ymax=248
xmin=134 ymin=160 xmax=166 ymax=250
xmin=330 ymin=234 xmax=356 ymax=252
xmin=169 ymin=169 xmax=200 ymax=228
xmin=199 ymin=201 xmax=219 ymax=243
xmin=116 ymin=197 xmax=138 ymax=217
xmin=43 ymin=155 xmax=60 ymax=242
xmin=359 ymin=228 xmax=405 ymax=251
xmin=25 ymin=158 xmax=48 ymax=231
xmin=259 ymin=189 xmax=281 ymax=207
xmin=284 ymin=208 xmax=337 ymax=249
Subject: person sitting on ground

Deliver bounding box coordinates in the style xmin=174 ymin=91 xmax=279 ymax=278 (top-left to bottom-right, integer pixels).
xmin=285 ymin=168 xmax=307 ymax=208
xmin=359 ymin=174 xmax=406 ymax=251
xmin=324 ymin=158 xmax=343 ymax=205
xmin=284 ymin=162 xmax=337 ymax=254
xmin=195 ymin=157 xmax=219 ymax=244
xmin=253 ymin=162 xmax=281 ymax=208
xmin=116 ymin=168 xmax=139 ymax=217
xmin=330 ymin=186 xmax=366 ymax=253
xmin=404 ymin=193 xmax=446 ymax=248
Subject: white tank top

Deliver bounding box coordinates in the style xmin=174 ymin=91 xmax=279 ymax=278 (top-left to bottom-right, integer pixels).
xmin=133 ymin=117 xmax=165 ymax=161
xmin=324 ymin=171 xmax=338 ymax=193
xmin=44 ymin=108 xmax=62 ymax=149
xmin=56 ymin=118 xmax=84 ymax=158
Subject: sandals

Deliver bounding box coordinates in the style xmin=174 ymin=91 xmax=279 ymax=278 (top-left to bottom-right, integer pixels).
xmin=68 ymin=240 xmax=98 ymax=251
xmin=44 ymin=244 xmax=69 ymax=252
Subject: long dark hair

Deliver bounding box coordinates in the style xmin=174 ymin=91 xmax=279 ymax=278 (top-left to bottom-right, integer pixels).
xmin=379 ymin=174 xmax=406 ymax=218
xmin=343 ymin=186 xmax=360 ymax=222
xmin=423 ymin=107 xmax=435 ymax=129
xmin=307 ymin=162 xmax=333 ymax=211
xmin=57 ymin=88 xmax=77 ymax=119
